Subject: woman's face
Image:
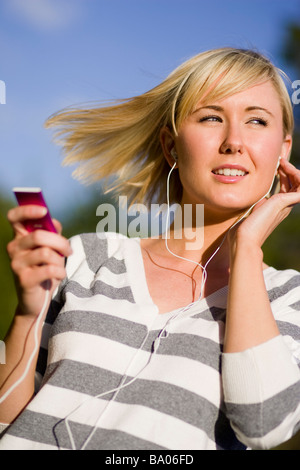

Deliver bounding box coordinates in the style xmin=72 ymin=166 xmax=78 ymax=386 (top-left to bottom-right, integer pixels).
xmin=169 ymin=80 xmax=292 ymax=217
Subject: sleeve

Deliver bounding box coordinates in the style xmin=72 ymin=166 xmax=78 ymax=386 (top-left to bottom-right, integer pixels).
xmin=0 ymin=423 xmax=9 ymax=436
xmin=222 ymin=335 xmax=300 ymax=449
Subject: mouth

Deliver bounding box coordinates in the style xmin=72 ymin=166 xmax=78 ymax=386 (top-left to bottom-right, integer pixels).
xmin=211 ymin=165 xmax=249 ymax=182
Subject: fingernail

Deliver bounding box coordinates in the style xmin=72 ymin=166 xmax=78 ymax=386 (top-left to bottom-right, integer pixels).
xmin=39 ymin=207 xmax=48 ymax=216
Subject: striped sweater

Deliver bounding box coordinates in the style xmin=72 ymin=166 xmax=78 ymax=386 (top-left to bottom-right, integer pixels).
xmin=1 ymin=232 xmax=300 ymax=450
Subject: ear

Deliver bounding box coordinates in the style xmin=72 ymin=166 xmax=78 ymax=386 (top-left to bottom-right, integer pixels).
xmin=160 ymin=126 xmax=177 ymax=167
xmin=280 ymin=134 xmax=293 ymax=162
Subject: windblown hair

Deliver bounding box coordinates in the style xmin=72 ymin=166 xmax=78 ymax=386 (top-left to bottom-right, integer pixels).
xmin=45 ymin=47 xmax=294 ymax=206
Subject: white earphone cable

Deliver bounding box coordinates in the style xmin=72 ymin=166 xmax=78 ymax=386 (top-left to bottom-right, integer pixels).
xmin=0 ymin=289 xmax=50 ymax=405
xmin=63 ymin=321 xmax=158 ymax=450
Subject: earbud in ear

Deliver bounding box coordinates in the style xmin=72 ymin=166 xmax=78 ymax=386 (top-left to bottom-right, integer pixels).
xmin=277 ymin=156 xmax=281 ymax=170
xmin=171 ymin=149 xmax=178 ymax=161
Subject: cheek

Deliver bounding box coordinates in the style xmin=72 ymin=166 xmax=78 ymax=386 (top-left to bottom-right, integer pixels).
xmin=250 ymin=133 xmax=283 ymax=170
xmin=176 ymin=131 xmax=214 ymax=167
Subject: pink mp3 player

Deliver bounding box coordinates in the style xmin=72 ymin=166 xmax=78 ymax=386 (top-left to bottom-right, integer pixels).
xmin=13 ymin=187 xmax=57 ymax=233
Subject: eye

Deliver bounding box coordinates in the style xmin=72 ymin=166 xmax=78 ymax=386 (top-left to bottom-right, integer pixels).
xmin=248 ymin=117 xmax=268 ymax=126
xmin=199 ymin=115 xmax=222 ymax=123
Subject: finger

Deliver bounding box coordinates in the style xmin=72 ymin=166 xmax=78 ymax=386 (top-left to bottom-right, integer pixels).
xmin=9 ymin=230 xmax=72 ymax=259
xmin=11 ymin=246 xmax=65 ymax=273
xmin=279 ymin=159 xmax=300 ymax=191
xmin=280 ymin=158 xmax=300 ymax=176
xmin=17 ymin=264 xmax=67 ymax=290
xmin=272 ymin=190 xmax=300 ymax=209
xmin=7 ymin=205 xmax=48 ymax=224
xmin=52 ymin=219 xmax=62 ymax=234
xmin=278 ymin=167 xmax=291 ymax=193
xmin=7 ymin=205 xmax=48 ymax=236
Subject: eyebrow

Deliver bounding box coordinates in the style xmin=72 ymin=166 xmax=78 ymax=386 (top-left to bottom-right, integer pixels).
xmin=194 ymin=105 xmax=274 ymax=117
xmin=245 ymin=106 xmax=274 ymax=117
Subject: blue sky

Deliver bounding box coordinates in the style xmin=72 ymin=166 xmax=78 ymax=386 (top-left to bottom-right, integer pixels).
xmin=0 ymin=0 xmax=299 ymax=219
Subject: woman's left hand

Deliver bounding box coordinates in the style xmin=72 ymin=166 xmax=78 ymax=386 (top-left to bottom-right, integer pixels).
xmin=230 ymin=158 xmax=300 ymax=250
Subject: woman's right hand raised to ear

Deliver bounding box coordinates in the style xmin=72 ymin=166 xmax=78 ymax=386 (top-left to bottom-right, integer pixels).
xmin=6 ymin=204 xmax=72 ymax=319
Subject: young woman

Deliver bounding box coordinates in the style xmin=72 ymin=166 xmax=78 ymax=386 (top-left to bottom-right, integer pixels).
xmin=1 ymin=48 xmax=300 ymax=450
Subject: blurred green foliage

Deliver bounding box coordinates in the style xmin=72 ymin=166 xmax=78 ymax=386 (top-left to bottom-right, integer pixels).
xmin=1 ymin=20 xmax=300 ymax=449
xmin=0 ymin=195 xmax=17 ymax=339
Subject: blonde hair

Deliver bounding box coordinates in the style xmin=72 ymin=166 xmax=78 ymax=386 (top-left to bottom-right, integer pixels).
xmin=45 ymin=47 xmax=294 ymax=206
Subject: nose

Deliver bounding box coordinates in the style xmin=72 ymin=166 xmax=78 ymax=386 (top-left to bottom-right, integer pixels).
xmin=219 ymin=123 xmax=244 ymax=155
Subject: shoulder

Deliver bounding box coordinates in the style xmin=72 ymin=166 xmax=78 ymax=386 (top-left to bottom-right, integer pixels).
xmin=264 ymin=267 xmax=300 ymax=299
xmin=264 ymin=267 xmax=300 ymax=319
xmin=66 ymin=232 xmax=139 ymax=277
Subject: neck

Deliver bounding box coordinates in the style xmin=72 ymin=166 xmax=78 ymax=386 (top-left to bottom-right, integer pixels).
xmin=165 ymin=203 xmax=242 ymax=271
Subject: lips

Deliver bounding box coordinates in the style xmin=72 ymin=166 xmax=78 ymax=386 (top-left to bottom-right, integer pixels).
xmin=211 ymin=164 xmax=249 ymax=183
xmin=212 ymin=164 xmax=249 ymax=177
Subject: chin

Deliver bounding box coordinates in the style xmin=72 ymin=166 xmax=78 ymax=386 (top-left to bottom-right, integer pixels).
xmin=204 ymin=194 xmax=259 ymax=218
xmin=214 ymin=187 xmax=266 ymax=208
